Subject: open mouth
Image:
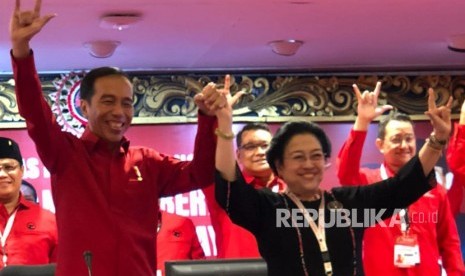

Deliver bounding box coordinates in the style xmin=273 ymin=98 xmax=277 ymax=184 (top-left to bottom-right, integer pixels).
xmin=109 ymin=121 xmax=125 ymax=131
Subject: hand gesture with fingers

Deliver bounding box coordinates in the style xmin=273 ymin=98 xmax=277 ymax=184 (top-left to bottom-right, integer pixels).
xmin=194 ymin=75 xmax=244 ymax=118
xmin=195 ymin=83 xmax=218 ymax=116
xmin=353 ymin=81 xmax=393 ymax=123
xmin=10 ymin=0 xmax=56 ymax=58
xmin=424 ymin=88 xmax=452 ymax=141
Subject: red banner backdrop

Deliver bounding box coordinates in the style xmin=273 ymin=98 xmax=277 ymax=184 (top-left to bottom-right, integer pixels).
xmin=0 ymin=120 xmax=461 ymax=257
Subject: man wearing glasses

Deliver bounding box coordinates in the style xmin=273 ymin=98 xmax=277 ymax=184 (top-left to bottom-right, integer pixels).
xmin=0 ymin=137 xmax=57 ymax=269
xmin=337 ymin=83 xmax=464 ymax=276
xmin=203 ymin=123 xmax=286 ymax=258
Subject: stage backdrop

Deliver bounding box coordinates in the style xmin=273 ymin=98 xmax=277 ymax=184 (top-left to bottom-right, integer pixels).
xmin=0 ymin=120 xmax=463 ymax=257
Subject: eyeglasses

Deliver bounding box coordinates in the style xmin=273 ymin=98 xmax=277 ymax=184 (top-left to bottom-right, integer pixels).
xmin=0 ymin=164 xmax=20 ymax=174
xmin=239 ymin=143 xmax=269 ymax=152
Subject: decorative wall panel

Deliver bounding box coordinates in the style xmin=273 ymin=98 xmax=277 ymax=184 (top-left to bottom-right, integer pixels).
xmin=1 ymin=72 xmax=464 ymax=131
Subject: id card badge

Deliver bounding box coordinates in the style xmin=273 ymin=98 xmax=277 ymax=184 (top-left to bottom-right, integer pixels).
xmin=394 ymin=233 xmax=420 ymax=268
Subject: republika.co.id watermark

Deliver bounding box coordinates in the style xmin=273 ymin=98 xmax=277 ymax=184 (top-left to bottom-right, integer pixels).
xmin=275 ymin=208 xmax=438 ymax=228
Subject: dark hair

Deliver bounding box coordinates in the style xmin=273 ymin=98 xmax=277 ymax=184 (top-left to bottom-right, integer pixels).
xmin=266 ymin=121 xmax=331 ymax=175
xmin=377 ymin=110 xmax=413 ymax=139
xmin=21 ymin=180 xmax=38 ymax=203
xmin=236 ymin=122 xmax=271 ymax=148
xmin=80 ymin=67 xmax=131 ymax=102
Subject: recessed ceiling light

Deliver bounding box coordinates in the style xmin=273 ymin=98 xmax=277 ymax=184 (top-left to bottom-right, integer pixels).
xmin=447 ymin=34 xmax=465 ymax=52
xmin=268 ymin=39 xmax=304 ymax=56
xmin=100 ymin=13 xmax=142 ymax=31
xmin=289 ymin=1 xmax=313 ymax=4
xmin=84 ymin=40 xmax=121 ymax=58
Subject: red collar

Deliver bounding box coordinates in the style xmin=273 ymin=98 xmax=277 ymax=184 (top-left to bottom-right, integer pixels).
xmin=242 ymin=171 xmax=286 ymax=192
xmin=81 ymin=127 xmax=130 ymax=154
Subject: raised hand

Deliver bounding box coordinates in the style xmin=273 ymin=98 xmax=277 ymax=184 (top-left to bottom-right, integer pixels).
xmin=353 ymin=81 xmax=393 ymax=124
xmin=194 ymin=75 xmax=244 ymax=118
xmin=194 ymin=83 xmax=218 ymax=116
xmin=352 ymin=81 xmax=392 ymax=131
xmin=424 ymin=88 xmax=452 ymax=141
xmin=10 ymin=0 xmax=56 ymax=58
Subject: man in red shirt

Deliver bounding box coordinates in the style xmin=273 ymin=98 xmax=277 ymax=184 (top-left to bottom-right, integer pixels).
xmin=9 ymin=1 xmax=234 ymax=275
xmin=156 ymin=211 xmax=205 ymax=276
xmin=337 ymin=82 xmax=464 ymax=275
xmin=203 ymin=123 xmax=286 ymax=258
xmin=0 ymin=137 xmax=57 ymax=269
xmin=447 ymin=99 xmax=465 ymax=217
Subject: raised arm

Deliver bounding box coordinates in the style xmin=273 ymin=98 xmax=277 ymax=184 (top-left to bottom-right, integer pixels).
xmin=447 ymin=99 xmax=465 ymax=173
xmin=419 ymin=88 xmax=452 ymax=175
xmin=9 ymin=0 xmax=65 ymax=171
xmin=204 ymin=75 xmax=242 ymax=181
xmin=10 ymin=0 xmax=55 ymax=58
xmin=337 ymin=82 xmax=392 ymax=185
xmin=159 ymin=76 xmax=238 ymax=196
xmin=352 ymin=82 xmax=393 ymax=131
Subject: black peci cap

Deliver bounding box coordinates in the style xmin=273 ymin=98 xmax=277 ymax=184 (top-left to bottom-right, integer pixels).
xmin=0 ymin=137 xmax=23 ymax=165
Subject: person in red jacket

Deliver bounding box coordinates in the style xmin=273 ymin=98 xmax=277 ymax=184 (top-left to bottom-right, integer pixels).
xmin=203 ymin=123 xmax=286 ymax=258
xmin=9 ymin=1 xmax=242 ymax=275
xmin=0 ymin=137 xmax=57 ymax=269
xmin=156 ymin=211 xmax=205 ymax=276
xmin=447 ymin=99 xmax=465 ymax=217
xmin=337 ymin=82 xmax=465 ymax=275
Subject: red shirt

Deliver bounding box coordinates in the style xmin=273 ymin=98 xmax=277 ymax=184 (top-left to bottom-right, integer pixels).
xmin=337 ymin=129 xmax=465 ymax=276
xmin=12 ymin=52 xmax=217 ymax=276
xmin=203 ymin=171 xmax=285 ymax=258
xmin=156 ymin=211 xmax=204 ymax=276
xmin=0 ymin=195 xmax=57 ymax=268
xmin=447 ymin=123 xmax=465 ymax=216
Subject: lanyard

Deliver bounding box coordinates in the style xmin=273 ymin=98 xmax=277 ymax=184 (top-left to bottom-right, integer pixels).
xmin=0 ymin=209 xmax=18 ymax=267
xmin=285 ymin=189 xmax=333 ymax=275
xmin=380 ymin=164 xmax=409 ymax=233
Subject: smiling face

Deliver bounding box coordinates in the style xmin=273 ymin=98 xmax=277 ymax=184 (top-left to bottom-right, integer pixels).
xmin=276 ymin=133 xmax=326 ymax=199
xmin=81 ymin=74 xmax=134 ymax=146
xmin=237 ymin=129 xmax=273 ymax=178
xmin=376 ymin=119 xmax=416 ymax=172
xmin=0 ymin=158 xmax=23 ymax=203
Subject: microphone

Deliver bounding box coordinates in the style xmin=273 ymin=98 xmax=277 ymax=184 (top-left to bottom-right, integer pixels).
xmin=83 ymin=250 xmax=93 ymax=276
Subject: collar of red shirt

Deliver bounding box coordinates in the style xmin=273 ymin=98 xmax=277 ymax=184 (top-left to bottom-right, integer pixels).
xmin=382 ymin=161 xmax=397 ymax=178
xmin=0 ymin=193 xmax=34 ymax=221
xmin=81 ymin=127 xmax=130 ymax=154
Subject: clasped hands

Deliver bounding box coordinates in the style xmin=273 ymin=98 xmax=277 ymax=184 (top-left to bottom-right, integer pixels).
xmin=194 ymin=75 xmax=244 ymax=118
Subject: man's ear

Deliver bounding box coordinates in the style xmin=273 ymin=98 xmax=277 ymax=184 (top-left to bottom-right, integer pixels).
xmin=80 ymin=99 xmax=89 ymax=119
xmin=375 ymin=138 xmax=384 ymax=153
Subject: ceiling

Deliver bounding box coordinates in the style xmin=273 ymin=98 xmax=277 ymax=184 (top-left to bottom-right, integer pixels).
xmin=1 ymin=0 xmax=465 ymax=74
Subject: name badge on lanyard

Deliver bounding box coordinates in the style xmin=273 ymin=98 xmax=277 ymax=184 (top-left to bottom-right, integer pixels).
xmin=394 ymin=233 xmax=420 ymax=267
